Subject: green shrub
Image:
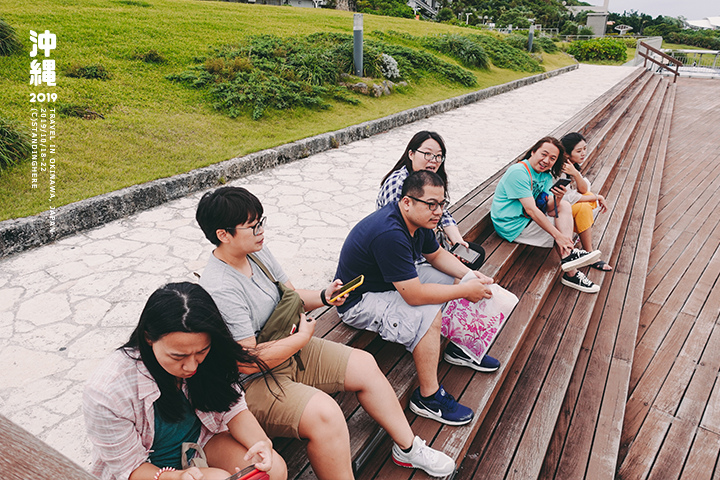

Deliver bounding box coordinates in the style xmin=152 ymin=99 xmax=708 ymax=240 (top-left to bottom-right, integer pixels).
xmin=578 ymin=26 xmax=594 ymax=36
xmin=168 ymin=32 xmax=478 ymax=119
xmin=667 ymin=31 xmax=720 ymax=50
xmin=66 ymin=64 xmax=111 ymax=80
xmin=132 ymin=49 xmax=166 ymax=63
xmin=566 ymin=37 xmax=627 ymax=62
xmin=0 ymin=117 xmax=31 ymax=172
xmin=420 ymin=34 xmax=490 ymax=69
xmin=356 ymin=0 xmax=414 ymax=19
xmin=435 ymin=8 xmax=454 ymax=23
xmin=535 ymin=36 xmax=558 ymax=53
xmin=505 ymin=34 xmax=529 ymax=51
xmin=470 ymin=34 xmax=543 ymax=72
xmin=561 ymin=21 xmax=578 ymax=36
xmin=0 ymin=19 xmax=23 ymax=56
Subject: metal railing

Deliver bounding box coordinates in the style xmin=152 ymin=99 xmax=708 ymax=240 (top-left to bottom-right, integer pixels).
xmin=638 ymin=41 xmax=683 ymax=83
xmin=663 ymin=49 xmax=720 ymax=71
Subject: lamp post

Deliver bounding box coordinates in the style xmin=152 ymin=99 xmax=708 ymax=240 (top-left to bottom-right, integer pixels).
xmin=353 ymin=14 xmax=363 ymax=77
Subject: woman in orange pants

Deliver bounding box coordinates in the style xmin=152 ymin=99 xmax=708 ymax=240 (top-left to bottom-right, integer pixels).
xmin=559 ymin=132 xmax=613 ymax=271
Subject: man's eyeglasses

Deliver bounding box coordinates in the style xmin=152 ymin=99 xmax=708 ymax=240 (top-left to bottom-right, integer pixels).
xmin=225 ymin=216 xmax=267 ymax=236
xmin=408 ymin=196 xmax=449 ymax=212
xmin=414 ymin=150 xmax=445 ymax=163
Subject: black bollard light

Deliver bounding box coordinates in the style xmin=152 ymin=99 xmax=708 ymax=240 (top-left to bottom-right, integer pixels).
xmin=354 ymin=14 xmax=363 ymax=76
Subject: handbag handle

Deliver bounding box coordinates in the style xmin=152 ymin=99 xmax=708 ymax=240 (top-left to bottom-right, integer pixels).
xmin=247 ymin=253 xmax=278 ymax=284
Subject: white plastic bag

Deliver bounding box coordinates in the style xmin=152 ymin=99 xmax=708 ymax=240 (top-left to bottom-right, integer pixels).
xmin=441 ymin=272 xmax=519 ymax=363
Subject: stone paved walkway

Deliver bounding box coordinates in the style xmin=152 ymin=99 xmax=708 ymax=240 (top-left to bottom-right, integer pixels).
xmin=0 ymin=64 xmax=636 ymax=470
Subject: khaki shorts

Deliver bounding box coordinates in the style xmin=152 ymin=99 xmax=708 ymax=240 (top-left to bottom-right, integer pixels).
xmin=243 ymin=337 xmax=352 ymax=439
xmin=513 ymin=216 xmax=556 ymax=248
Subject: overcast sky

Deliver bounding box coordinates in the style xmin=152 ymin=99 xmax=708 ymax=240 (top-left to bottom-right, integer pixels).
xmin=607 ymin=0 xmax=717 ymax=20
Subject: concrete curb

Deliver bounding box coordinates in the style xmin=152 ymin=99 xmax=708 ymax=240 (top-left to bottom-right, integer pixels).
xmin=0 ymin=64 xmax=578 ymax=257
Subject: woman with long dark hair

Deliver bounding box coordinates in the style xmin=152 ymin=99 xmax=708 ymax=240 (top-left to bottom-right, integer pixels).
xmin=378 ymin=131 xmax=485 ymax=270
xmin=559 ymin=132 xmax=612 ymax=271
xmin=83 ymin=282 xmax=286 ymax=480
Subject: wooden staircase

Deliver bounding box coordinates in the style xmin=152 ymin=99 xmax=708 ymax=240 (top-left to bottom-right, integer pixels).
xmin=282 ymin=68 xmax=720 ymax=480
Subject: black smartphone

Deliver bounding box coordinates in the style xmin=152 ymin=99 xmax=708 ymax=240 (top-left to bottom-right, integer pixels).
xmin=551 ymin=178 xmax=571 ymax=190
xmin=329 ymin=275 xmax=364 ymax=303
xmin=450 ymin=244 xmax=481 ymax=264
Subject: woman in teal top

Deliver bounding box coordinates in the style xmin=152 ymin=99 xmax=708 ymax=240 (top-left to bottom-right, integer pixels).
xmin=491 ymin=136 xmax=602 ymax=294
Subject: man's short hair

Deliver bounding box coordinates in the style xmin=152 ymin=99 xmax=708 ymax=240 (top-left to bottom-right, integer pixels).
xmin=401 ymin=170 xmax=446 ymax=199
xmin=196 ymin=186 xmax=263 ymax=246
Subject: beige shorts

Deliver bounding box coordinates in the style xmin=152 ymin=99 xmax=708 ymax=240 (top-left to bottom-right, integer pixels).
xmin=243 ymin=337 xmax=352 ymax=439
xmin=513 ymin=216 xmax=556 ymax=248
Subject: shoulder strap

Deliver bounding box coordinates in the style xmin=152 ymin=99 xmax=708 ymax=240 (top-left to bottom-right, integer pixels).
xmin=521 ymin=161 xmax=533 ymax=190
xmin=247 ymin=253 xmax=278 ymax=285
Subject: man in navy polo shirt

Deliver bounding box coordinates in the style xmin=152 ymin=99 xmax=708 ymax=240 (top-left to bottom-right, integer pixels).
xmin=335 ymin=170 xmax=497 ymax=426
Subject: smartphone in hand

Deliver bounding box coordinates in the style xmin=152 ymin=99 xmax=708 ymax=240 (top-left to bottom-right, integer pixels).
xmin=450 ymin=244 xmax=481 ymax=264
xmin=329 ymin=275 xmax=364 ymax=303
xmin=224 ymin=466 xmax=269 ymax=480
xmin=551 ymin=178 xmax=571 ymax=190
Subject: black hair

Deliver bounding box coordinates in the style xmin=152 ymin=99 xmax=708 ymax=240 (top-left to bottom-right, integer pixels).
xmin=122 ymin=282 xmax=267 ymax=422
xmin=560 ymin=132 xmax=587 ymax=171
xmin=380 ymin=131 xmax=448 ymax=188
xmin=521 ymin=136 xmax=566 ymax=178
xmin=196 ymin=187 xmax=264 ymax=246
xmin=401 ymin=170 xmax=446 ymax=199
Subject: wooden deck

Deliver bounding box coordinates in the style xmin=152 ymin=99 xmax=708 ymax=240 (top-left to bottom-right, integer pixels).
xmin=454 ymin=77 xmax=720 ymax=480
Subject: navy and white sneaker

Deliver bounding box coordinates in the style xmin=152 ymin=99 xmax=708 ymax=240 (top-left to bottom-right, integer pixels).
xmin=561 ymin=248 xmax=601 ymax=272
xmin=561 ymin=271 xmax=600 ymax=293
xmin=444 ymin=342 xmax=500 ymax=373
xmin=409 ymin=385 xmax=474 ymax=426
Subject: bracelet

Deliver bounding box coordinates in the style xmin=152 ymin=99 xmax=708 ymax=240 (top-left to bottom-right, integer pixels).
xmin=320 ymin=289 xmax=332 ymax=307
xmin=154 ymin=467 xmax=176 ymax=480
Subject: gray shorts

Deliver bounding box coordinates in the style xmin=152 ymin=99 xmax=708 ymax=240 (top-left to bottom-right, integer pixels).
xmin=339 ymin=264 xmax=455 ymax=352
xmin=513 ymin=216 xmax=556 ymax=248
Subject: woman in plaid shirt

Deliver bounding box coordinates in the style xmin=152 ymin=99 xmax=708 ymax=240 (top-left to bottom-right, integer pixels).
xmin=377 ymin=130 xmax=485 ymax=270
xmin=83 ymin=282 xmax=286 ymax=480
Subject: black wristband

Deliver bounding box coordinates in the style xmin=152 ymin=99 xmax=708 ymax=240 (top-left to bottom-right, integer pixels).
xmin=320 ymin=289 xmax=332 ymax=307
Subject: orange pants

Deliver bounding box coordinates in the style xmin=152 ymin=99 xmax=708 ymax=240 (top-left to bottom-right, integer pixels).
xmin=571 ymin=199 xmax=598 ymax=234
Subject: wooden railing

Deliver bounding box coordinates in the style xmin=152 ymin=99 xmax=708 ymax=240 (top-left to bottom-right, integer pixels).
xmin=638 ymin=41 xmax=683 ymax=83
xmin=0 ymin=414 xmax=96 ymax=480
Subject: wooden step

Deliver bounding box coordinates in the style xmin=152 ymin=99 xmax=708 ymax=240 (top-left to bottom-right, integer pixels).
xmin=454 ymin=77 xmax=671 ymax=480
xmin=617 ymin=78 xmax=720 ymax=480
xmin=539 ymin=82 xmax=676 ymax=480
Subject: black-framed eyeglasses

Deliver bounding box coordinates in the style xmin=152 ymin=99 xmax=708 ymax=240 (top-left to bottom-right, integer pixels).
xmin=407 ymin=196 xmax=449 ymax=212
xmin=225 ymin=216 xmax=266 ymax=236
xmin=414 ymin=150 xmax=445 ymax=163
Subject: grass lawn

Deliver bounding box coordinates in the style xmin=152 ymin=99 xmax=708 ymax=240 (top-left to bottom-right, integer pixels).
xmin=0 ymin=0 xmax=574 ymax=221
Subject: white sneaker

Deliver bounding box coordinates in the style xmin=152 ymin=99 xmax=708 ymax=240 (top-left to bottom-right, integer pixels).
xmin=392 ymin=435 xmax=455 ymax=477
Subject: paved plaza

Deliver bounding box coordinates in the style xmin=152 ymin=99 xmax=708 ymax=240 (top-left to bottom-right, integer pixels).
xmin=0 ymin=64 xmax=635 ymax=469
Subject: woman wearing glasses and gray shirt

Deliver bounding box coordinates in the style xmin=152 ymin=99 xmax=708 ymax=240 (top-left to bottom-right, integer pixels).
xmin=377 ymin=131 xmax=499 ymax=373
xmin=377 ymin=131 xmax=485 ymax=270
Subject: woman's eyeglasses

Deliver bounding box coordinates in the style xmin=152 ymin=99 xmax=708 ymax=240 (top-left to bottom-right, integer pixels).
xmin=414 ymin=150 xmax=445 ymax=163
xmin=225 ymin=216 xmax=267 ymax=236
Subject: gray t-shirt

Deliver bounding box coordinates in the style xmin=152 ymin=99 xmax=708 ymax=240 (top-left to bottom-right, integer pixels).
xmin=199 ymin=247 xmax=289 ymax=341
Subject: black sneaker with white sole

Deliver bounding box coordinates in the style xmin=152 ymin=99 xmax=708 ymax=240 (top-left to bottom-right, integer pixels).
xmin=561 ymin=271 xmax=600 ymax=293
xmin=561 ymin=248 xmax=602 ymax=272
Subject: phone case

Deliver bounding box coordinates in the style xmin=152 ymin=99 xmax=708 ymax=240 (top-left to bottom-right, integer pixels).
xmin=225 ymin=466 xmax=270 ymax=480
